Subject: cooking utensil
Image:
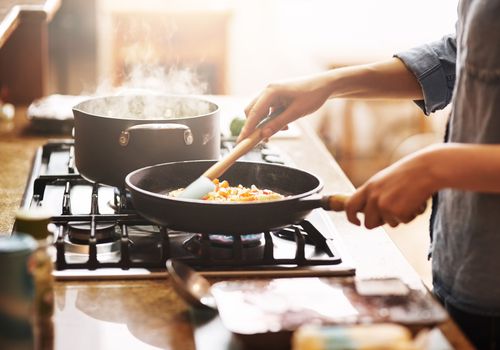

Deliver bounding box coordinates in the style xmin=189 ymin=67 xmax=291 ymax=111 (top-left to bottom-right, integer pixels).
xmin=72 ymin=94 xmax=220 ymax=187
xmin=125 ymin=160 xmax=349 ymax=234
xmin=166 ymin=259 xmax=217 ymax=310
xmin=179 ymin=108 xmax=283 ymax=199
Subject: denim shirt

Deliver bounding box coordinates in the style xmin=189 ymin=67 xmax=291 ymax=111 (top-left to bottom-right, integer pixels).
xmin=395 ymin=0 xmax=500 ymax=316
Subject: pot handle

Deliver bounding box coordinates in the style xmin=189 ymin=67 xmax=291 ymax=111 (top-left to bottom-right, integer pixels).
xmin=119 ymin=123 xmax=193 ymax=147
xmin=319 ymin=194 xmax=350 ymax=212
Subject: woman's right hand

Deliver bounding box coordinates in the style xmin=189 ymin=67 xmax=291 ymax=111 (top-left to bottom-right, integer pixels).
xmin=238 ymin=73 xmax=333 ymax=142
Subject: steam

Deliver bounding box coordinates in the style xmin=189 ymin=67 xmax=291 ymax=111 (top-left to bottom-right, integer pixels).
xmin=119 ymin=65 xmax=208 ymax=96
xmin=83 ymin=65 xmax=212 ymax=120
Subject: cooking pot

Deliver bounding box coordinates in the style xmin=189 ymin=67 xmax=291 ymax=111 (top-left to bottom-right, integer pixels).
xmin=72 ymin=95 xmax=220 ymax=187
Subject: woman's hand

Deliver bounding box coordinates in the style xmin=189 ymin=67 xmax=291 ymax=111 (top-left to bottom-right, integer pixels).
xmin=238 ymin=74 xmax=333 ymax=142
xmin=345 ymin=142 xmax=500 ymax=228
xmin=344 ymin=146 xmax=440 ymax=229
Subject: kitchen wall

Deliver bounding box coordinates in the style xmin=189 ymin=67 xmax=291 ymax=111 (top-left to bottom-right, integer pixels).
xmin=51 ymin=0 xmax=458 ymax=98
xmin=92 ymin=0 xmax=458 ymax=95
xmin=227 ymin=0 xmax=458 ymax=95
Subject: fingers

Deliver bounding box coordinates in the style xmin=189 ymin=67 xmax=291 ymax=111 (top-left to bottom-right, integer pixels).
xmin=417 ymin=202 xmax=427 ymax=215
xmin=239 ymin=90 xmax=277 ymax=142
xmin=380 ymin=210 xmax=400 ymax=228
xmin=345 ymin=190 xmax=366 ymax=226
xmin=378 ymin=196 xmax=401 ymax=227
xmin=346 ymin=188 xmax=428 ymax=229
xmin=260 ymin=104 xmax=300 ymax=139
xmin=363 ymin=196 xmax=384 ymax=229
xmin=243 ymin=95 xmax=258 ymax=118
xmin=240 ymin=101 xmax=298 ymax=143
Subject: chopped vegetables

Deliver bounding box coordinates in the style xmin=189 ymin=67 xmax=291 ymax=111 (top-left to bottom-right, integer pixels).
xmin=170 ymin=179 xmax=284 ymax=202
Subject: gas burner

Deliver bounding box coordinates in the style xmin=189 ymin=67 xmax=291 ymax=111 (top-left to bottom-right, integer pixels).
xmin=68 ymin=222 xmax=118 ymax=243
xmin=63 ymin=235 xmax=121 ymax=263
xmin=183 ymin=233 xmax=265 ymax=259
xmin=206 ymin=233 xmax=263 ymax=247
xmin=273 ymin=227 xmax=315 ymax=245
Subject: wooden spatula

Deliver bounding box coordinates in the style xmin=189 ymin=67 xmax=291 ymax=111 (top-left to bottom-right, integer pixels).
xmin=178 ymin=109 xmax=283 ymax=199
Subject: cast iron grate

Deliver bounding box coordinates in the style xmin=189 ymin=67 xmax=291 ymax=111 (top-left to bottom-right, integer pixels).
xmin=16 ymin=140 xmax=342 ymax=271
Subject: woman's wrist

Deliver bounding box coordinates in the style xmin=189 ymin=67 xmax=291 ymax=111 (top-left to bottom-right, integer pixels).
xmin=325 ymin=66 xmax=362 ymax=99
xmin=418 ymin=144 xmax=449 ymax=193
xmin=423 ymin=143 xmax=500 ymax=193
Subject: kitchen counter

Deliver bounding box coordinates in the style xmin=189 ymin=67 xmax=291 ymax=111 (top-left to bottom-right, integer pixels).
xmin=0 ymin=104 xmax=473 ymax=349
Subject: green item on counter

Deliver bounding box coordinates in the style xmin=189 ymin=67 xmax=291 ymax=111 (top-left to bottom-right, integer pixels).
xmin=229 ymin=117 xmax=246 ymax=137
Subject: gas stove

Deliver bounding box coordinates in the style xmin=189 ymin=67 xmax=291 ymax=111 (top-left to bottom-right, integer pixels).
xmin=15 ymin=139 xmax=355 ymax=280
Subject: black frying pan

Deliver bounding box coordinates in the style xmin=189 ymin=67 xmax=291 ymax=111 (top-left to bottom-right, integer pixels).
xmin=125 ymin=160 xmax=347 ymax=234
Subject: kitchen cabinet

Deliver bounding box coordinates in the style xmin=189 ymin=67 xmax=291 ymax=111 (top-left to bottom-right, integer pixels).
xmin=97 ymin=1 xmax=232 ymax=94
xmin=0 ymin=0 xmax=60 ymax=104
xmin=0 ymin=101 xmax=473 ymax=349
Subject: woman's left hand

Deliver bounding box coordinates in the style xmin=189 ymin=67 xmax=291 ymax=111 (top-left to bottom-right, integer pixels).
xmin=344 ymin=147 xmax=439 ymax=229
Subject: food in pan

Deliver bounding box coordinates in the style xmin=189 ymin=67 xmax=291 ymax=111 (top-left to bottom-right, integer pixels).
xmin=169 ymin=179 xmax=285 ymax=202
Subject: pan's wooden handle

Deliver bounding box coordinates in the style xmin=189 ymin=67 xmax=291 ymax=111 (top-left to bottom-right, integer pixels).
xmin=203 ymin=129 xmax=263 ymax=180
xmin=320 ymin=194 xmax=350 ymax=212
xmin=203 ymin=108 xmax=284 ymax=180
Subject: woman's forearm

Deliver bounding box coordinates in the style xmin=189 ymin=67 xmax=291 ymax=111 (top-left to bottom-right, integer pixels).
xmin=240 ymin=57 xmax=425 ymax=140
xmin=425 ymin=143 xmax=500 ymax=193
xmin=325 ymin=58 xmax=423 ymax=100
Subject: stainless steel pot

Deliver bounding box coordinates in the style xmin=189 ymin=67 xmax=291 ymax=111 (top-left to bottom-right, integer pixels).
xmin=72 ymin=95 xmax=220 ymax=187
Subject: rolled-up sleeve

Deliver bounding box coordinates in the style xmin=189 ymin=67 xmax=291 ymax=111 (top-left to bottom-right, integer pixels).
xmin=394 ymin=34 xmax=457 ymax=115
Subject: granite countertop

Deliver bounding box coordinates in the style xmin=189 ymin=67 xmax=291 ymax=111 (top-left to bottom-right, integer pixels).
xmin=0 ymin=103 xmax=473 ymax=350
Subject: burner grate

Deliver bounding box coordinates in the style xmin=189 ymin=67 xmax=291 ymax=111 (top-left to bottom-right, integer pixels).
xmin=51 ymin=219 xmax=343 ymax=271
xmin=14 ymin=140 xmax=351 ymax=277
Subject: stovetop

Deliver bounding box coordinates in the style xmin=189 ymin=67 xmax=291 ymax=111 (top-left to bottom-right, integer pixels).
xmin=15 ymin=139 xmax=355 ymax=280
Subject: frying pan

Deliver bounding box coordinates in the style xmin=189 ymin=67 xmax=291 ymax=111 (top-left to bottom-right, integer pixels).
xmin=125 ymin=160 xmax=348 ymax=234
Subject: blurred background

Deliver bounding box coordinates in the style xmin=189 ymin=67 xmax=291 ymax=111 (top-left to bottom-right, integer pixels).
xmin=1 ymin=0 xmax=459 ymax=286
xmin=50 ymin=0 xmax=455 ymax=184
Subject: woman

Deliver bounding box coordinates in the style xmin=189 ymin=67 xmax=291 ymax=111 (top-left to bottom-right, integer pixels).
xmin=238 ymin=1 xmax=500 ymax=348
